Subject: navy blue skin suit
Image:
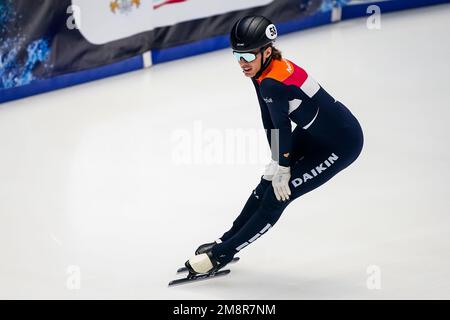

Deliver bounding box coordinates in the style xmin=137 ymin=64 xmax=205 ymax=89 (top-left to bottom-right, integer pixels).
xmin=211 ymin=57 xmax=364 ymax=265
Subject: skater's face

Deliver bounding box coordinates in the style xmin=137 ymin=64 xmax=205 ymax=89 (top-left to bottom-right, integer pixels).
xmin=233 ymin=46 xmax=272 ymax=78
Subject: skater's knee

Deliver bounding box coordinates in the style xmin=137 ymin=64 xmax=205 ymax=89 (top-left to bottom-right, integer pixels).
xmin=253 ymin=177 xmax=271 ymax=200
xmin=263 ymin=187 xmax=290 ymax=208
xmin=257 ymin=188 xmax=290 ymax=223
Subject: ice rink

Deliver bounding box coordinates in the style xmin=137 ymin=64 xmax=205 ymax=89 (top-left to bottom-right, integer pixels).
xmin=1 ymin=4 xmax=450 ymax=299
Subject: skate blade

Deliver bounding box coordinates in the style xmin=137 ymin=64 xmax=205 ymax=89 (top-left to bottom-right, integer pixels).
xmin=176 ymin=257 xmax=240 ymax=274
xmin=168 ymin=269 xmax=231 ymax=287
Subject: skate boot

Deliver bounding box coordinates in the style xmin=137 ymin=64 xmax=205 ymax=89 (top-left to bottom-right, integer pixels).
xmin=185 ymin=251 xmax=223 ymax=276
xmin=176 ymin=243 xmax=240 ymax=274
xmin=195 ymin=241 xmax=219 ymax=255
xmin=169 ymin=251 xmax=231 ymax=286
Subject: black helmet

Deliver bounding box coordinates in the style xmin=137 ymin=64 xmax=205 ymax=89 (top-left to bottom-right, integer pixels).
xmin=230 ymin=16 xmax=278 ymax=52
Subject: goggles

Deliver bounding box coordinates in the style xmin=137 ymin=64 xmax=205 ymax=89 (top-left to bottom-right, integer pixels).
xmin=233 ymin=50 xmax=260 ymax=63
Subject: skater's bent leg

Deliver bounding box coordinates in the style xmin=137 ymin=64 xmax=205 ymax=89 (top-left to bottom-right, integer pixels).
xmin=219 ymin=177 xmax=272 ymax=242
xmin=213 ymin=188 xmax=290 ymax=264
xmin=213 ymin=145 xmax=363 ymax=265
xmin=219 ymin=129 xmax=314 ymax=243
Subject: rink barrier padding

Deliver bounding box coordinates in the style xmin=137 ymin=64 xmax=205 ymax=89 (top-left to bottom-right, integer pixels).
xmin=1 ymin=0 xmax=449 ymax=104
xmin=0 ymin=55 xmax=145 ymax=104
xmin=341 ymin=0 xmax=450 ymax=20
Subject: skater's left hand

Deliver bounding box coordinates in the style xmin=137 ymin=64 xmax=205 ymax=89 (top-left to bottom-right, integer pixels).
xmin=263 ymin=159 xmax=278 ymax=181
xmin=272 ymin=165 xmax=291 ymax=201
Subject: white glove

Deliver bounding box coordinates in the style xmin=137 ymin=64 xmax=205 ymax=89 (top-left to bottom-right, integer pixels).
xmin=272 ymin=165 xmax=291 ymax=201
xmin=263 ymin=159 xmax=278 ymax=181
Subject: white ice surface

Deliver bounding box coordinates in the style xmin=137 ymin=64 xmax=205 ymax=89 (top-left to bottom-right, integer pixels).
xmin=1 ymin=5 xmax=450 ymax=299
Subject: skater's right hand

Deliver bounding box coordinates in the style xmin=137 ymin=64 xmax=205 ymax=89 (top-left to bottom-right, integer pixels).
xmin=272 ymin=165 xmax=291 ymax=201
